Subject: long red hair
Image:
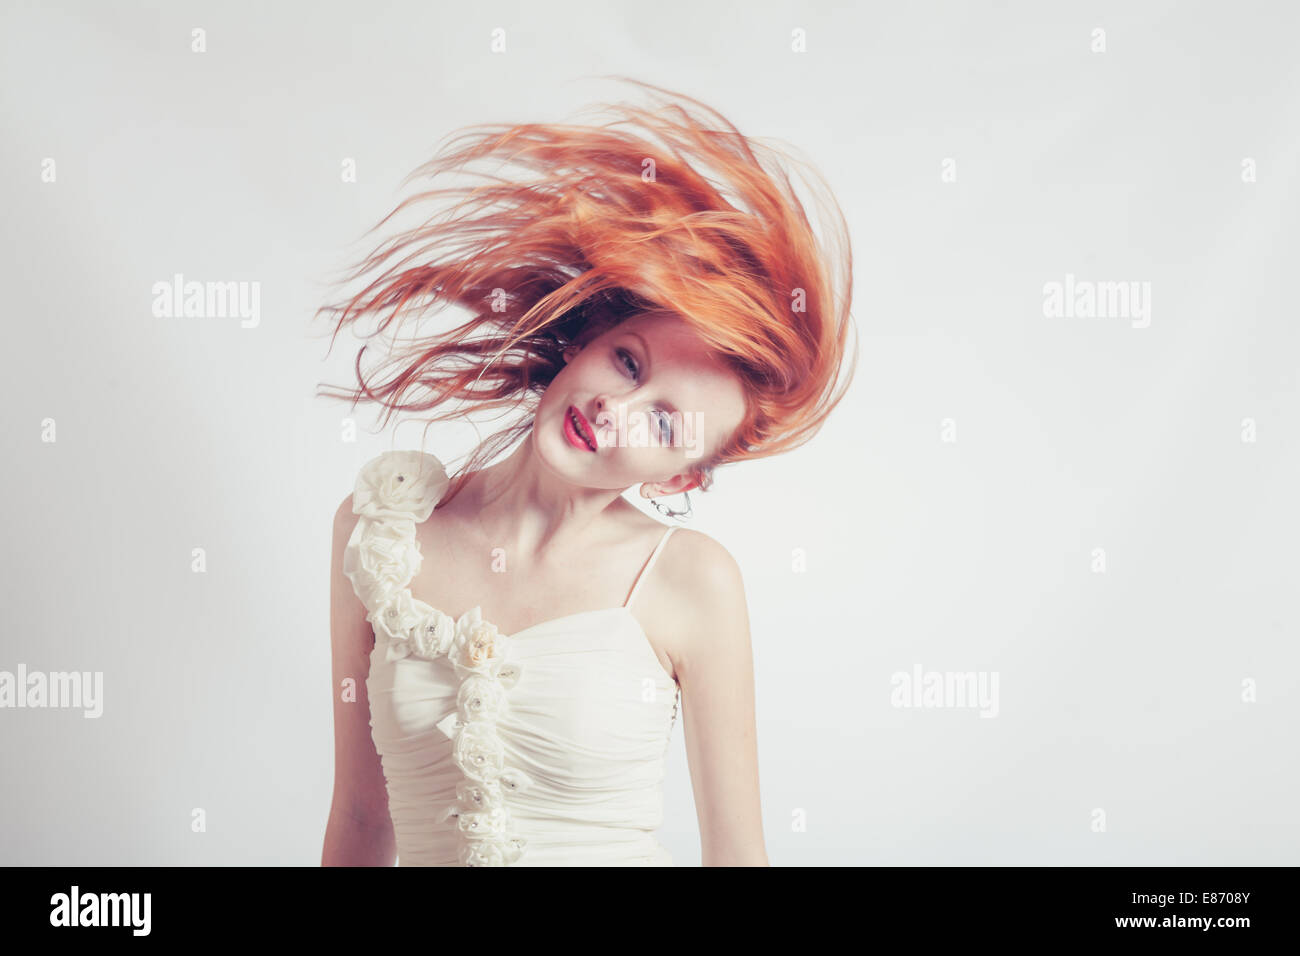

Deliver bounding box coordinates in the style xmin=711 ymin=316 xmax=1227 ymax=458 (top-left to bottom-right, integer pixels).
xmin=315 ymin=78 xmax=857 ymax=506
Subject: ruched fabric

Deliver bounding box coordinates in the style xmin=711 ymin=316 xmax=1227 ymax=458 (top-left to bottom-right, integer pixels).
xmin=342 ymin=449 xmax=680 ymax=866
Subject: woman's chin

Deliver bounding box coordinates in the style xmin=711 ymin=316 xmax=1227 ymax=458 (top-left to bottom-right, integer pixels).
xmin=536 ymin=427 xmax=588 ymax=474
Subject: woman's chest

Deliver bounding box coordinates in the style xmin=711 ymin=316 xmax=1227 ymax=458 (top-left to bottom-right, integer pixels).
xmin=408 ymin=515 xmax=659 ymax=636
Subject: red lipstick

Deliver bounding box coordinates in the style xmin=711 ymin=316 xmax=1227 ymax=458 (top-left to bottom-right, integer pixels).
xmin=563 ymin=405 xmax=598 ymax=452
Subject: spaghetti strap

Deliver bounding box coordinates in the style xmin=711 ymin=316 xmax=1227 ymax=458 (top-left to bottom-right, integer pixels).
xmin=624 ymin=526 xmax=677 ymax=609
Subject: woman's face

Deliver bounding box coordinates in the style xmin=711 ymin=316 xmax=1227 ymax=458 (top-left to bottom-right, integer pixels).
xmin=534 ymin=311 xmax=747 ymax=494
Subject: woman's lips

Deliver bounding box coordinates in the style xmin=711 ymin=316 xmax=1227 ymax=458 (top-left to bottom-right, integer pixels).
xmin=564 ymin=405 xmax=598 ymax=452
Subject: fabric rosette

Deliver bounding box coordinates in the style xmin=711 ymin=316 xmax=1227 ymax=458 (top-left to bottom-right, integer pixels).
xmin=437 ymin=779 xmax=505 ymax=820
xmin=352 ymin=449 xmax=448 ymax=523
xmin=452 ymin=804 xmax=512 ymax=840
xmin=343 ymin=518 xmax=421 ymax=611
xmin=430 ymin=606 xmax=536 ymax=865
xmin=370 ymin=591 xmax=457 ymax=663
xmin=410 ymin=606 xmax=457 ymax=659
xmin=459 ymin=835 xmax=526 ymax=867
xmin=449 ymin=722 xmax=508 ymax=785
xmin=447 ymin=607 xmax=518 ymax=681
xmin=456 ymin=675 xmax=510 ymax=722
xmin=436 ymin=781 xmax=531 ymax=867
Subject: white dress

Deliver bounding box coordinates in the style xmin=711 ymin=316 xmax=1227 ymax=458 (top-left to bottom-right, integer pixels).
xmin=342 ymin=449 xmax=681 ymax=866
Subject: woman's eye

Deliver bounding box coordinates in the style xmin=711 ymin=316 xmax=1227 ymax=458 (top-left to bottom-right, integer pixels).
xmin=655 ymin=410 xmax=673 ymax=442
xmin=615 ymin=348 xmax=669 ymax=441
xmin=616 ymin=348 xmax=639 ymax=380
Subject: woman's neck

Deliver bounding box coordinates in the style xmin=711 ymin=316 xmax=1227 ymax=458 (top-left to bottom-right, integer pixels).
xmin=455 ymin=430 xmax=633 ymax=558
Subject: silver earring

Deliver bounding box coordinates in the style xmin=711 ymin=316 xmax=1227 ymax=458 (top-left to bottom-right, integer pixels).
xmin=650 ymin=489 xmax=693 ymax=521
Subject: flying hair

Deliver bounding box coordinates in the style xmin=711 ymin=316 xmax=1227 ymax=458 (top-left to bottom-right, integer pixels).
xmin=314 ymin=77 xmax=858 ymax=508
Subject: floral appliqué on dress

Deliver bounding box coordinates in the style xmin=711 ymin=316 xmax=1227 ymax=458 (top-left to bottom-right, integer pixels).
xmin=341 ymin=449 xmax=536 ymax=866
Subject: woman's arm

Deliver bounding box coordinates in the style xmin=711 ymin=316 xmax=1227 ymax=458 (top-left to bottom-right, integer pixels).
xmin=321 ymin=493 xmax=397 ymax=866
xmin=674 ymin=532 xmax=770 ymax=866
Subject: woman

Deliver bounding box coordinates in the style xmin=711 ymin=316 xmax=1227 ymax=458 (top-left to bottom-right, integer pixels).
xmin=317 ymin=79 xmax=857 ymax=866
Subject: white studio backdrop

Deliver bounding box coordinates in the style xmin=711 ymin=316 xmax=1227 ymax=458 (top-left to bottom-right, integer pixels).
xmin=1 ymin=0 xmax=1296 ymax=865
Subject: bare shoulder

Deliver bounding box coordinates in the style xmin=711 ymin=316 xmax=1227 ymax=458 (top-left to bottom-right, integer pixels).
xmin=642 ymin=526 xmax=749 ymax=666
xmin=661 ymin=527 xmax=745 ymax=594
xmin=609 ymin=503 xmax=738 ymax=582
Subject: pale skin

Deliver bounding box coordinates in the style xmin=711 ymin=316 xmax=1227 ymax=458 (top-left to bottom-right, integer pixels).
xmin=322 ymin=311 xmax=769 ymax=866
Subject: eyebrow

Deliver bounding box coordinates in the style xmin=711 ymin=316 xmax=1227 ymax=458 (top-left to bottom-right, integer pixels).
xmin=618 ymin=330 xmax=682 ymax=418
